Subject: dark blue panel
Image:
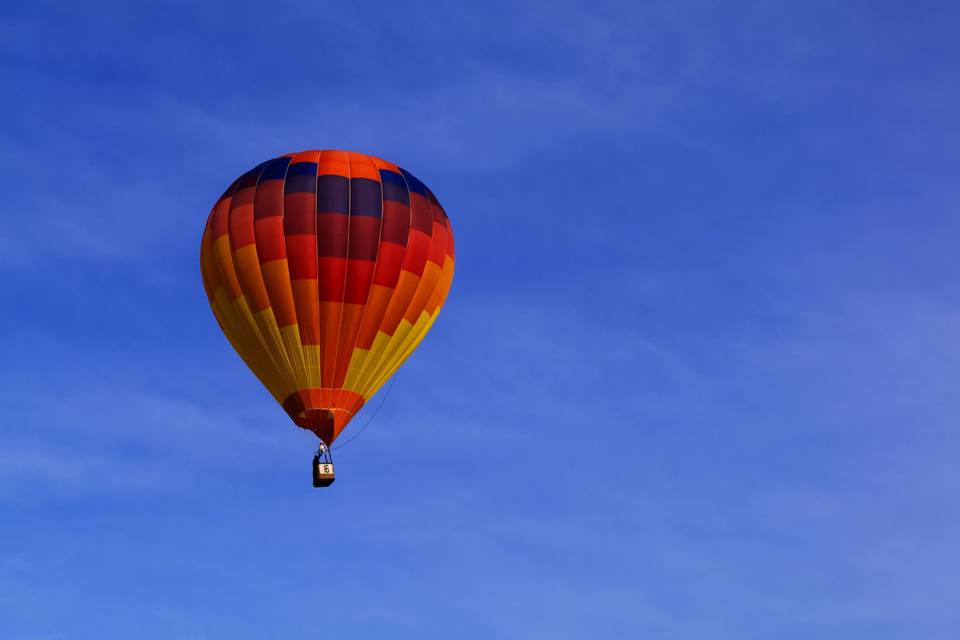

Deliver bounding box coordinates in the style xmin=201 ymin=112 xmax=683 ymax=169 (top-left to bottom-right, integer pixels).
xmin=379 ymin=169 xmax=405 ymax=187
xmin=285 ymin=174 xmax=316 ymax=194
xmin=284 ymin=162 xmax=318 ymax=194
xmin=287 ymin=161 xmax=318 ymax=176
xmin=218 ymin=177 xmax=242 ymax=202
xmin=316 ymin=175 xmax=349 ymax=213
xmin=350 ymin=178 xmax=382 ymax=217
xmin=246 ymin=160 xmax=269 ymax=174
xmin=237 ymin=162 xmax=266 ymax=189
xmin=400 ymin=168 xmax=427 ymax=196
xmin=259 ymin=156 xmax=291 ymax=181
xmin=379 ymin=170 xmax=409 ymax=204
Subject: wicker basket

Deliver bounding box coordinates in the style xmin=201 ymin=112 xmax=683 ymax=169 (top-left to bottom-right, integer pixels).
xmin=313 ymin=459 xmax=335 ymax=487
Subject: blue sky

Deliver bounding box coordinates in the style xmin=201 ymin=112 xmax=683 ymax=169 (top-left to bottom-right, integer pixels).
xmin=2 ymin=1 xmax=959 ymax=638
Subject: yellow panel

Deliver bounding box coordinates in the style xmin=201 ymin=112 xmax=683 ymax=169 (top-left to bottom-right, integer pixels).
xmin=352 ymin=319 xmax=414 ymax=394
xmin=348 ymin=255 xmax=453 ymax=399
xmin=302 ymin=344 xmax=321 ymax=388
xmin=250 ymin=306 xmax=294 ymax=383
xmin=237 ymin=299 xmax=296 ymax=400
xmin=212 ymin=289 xmax=289 ymax=403
xmin=363 ymin=310 xmax=435 ymax=398
xmin=342 ymin=346 xmax=371 ymax=391
xmin=212 ymin=236 xmax=242 ymax=298
xmin=279 ymin=324 xmax=309 ymax=391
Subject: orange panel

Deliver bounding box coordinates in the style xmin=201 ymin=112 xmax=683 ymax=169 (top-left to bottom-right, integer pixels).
xmin=212 ymin=236 xmax=243 ymax=300
xmin=333 ymin=303 xmax=365 ymax=386
xmin=356 ymin=284 xmax=394 ymax=349
xmin=233 ymin=246 xmax=271 ymax=312
xmin=260 ymin=259 xmax=297 ymax=327
xmin=317 ymin=149 xmax=350 ymax=177
xmin=347 ymin=151 xmax=380 ymax=180
xmin=200 ymin=228 xmax=223 ymax=290
xmin=369 ymin=155 xmax=401 ymax=173
xmin=404 ymin=262 xmax=441 ymax=323
xmin=381 ymin=271 xmax=421 ymax=336
xmin=291 ymin=279 xmax=320 ymax=344
xmin=318 ymin=301 xmax=342 ymax=390
xmin=289 ymin=150 xmax=321 ymax=164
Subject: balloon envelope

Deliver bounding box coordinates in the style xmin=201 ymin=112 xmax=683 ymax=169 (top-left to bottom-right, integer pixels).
xmin=200 ymin=150 xmax=455 ymax=444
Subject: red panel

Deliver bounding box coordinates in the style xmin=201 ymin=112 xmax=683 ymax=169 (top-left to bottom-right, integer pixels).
xmin=283 ymin=191 xmax=315 ymax=233
xmin=254 ymin=180 xmax=285 ymax=219
xmin=228 ymin=202 xmax=256 ymax=248
xmin=371 ymin=242 xmax=406 ymax=287
xmin=409 ymin=193 xmax=433 ymax=234
xmin=211 ymin=196 xmax=232 ymax=238
xmin=232 ymin=184 xmax=256 ymax=208
xmin=381 ymin=200 xmax=410 ymax=245
xmin=255 ymin=216 xmax=286 ymax=262
xmin=343 ymin=258 xmax=376 ymax=304
xmin=426 ymin=221 xmax=446 ymax=266
xmin=286 ymin=235 xmax=317 ymax=279
xmin=446 ymin=224 xmax=455 ymax=259
xmin=402 ymin=229 xmax=431 ymax=276
xmin=317 ymin=257 xmax=347 ymax=302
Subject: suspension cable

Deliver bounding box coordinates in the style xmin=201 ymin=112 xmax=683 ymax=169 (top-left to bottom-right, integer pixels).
xmin=332 ymin=373 xmax=399 ymax=450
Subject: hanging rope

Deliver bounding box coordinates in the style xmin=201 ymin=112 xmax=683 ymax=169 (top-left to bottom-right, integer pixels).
xmin=332 ymin=373 xmax=399 ymax=450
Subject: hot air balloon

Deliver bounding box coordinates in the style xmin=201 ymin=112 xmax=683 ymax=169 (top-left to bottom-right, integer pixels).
xmin=199 ymin=150 xmax=455 ymax=486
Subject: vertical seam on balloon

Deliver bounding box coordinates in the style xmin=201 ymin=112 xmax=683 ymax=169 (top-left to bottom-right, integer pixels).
xmin=215 ymin=202 xmax=271 ymax=383
xmin=210 ymin=181 xmax=241 ymax=297
xmin=249 ymin=159 xmax=296 ymax=385
xmin=211 ymin=180 xmax=268 ymax=365
xmin=404 ymin=192 xmax=451 ymax=348
xmin=328 ymin=151 xmax=352 ymax=406
xmin=382 ymin=193 xmax=449 ymax=391
xmin=354 ymin=167 xmax=417 ymax=395
xmin=351 ymin=164 xmax=408 ymax=394
xmin=225 ymin=161 xmax=293 ymax=391
xmin=394 ymin=198 xmax=453 ymax=383
xmin=200 ymin=221 xmax=236 ymax=353
xmin=336 ymin=153 xmax=385 ymax=409
xmin=364 ymin=191 xmax=449 ymax=394
xmin=206 ymin=191 xmax=252 ymax=359
xmin=273 ymin=154 xmax=308 ymax=392
xmin=313 ymin=150 xmax=325 ymax=393
xmin=257 ymin=157 xmax=296 ymax=361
